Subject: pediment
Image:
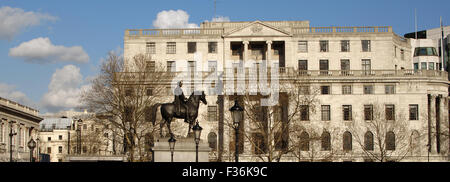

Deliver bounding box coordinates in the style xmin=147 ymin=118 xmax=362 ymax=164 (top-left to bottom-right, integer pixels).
xmin=223 ymin=21 xmax=292 ymax=37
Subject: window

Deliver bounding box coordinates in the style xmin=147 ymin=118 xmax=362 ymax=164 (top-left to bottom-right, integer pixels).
xmin=414 ymin=47 xmax=438 ymax=57
xmin=414 ymin=63 xmax=419 ymax=70
xmin=188 ymin=61 xmax=196 ymax=73
xmin=208 ymin=106 xmax=217 ymax=122
xmin=362 ymin=59 xmax=371 ymax=74
xmin=320 ymin=40 xmax=329 ymax=52
xmin=47 ymin=147 xmax=51 ymax=154
xmin=340 ymin=59 xmax=350 ymax=74
xmin=385 ymin=85 xmax=395 ymax=94
xmin=299 ymin=132 xmax=310 ymax=151
xmin=48 ymin=137 xmax=51 ymax=141
xmin=83 ymin=124 xmax=87 ymax=130
xmin=364 ymin=131 xmax=374 ymax=151
xmin=208 ymin=42 xmax=217 ymax=53
xmin=343 ymin=105 xmax=352 ymax=121
xmin=231 ymin=44 xmax=241 ymax=56
xmin=58 ymin=159 xmax=62 ymax=162
xmin=343 ymin=131 xmax=352 ymax=151
xmin=342 ymin=85 xmax=352 ymax=95
xmin=341 ymin=40 xmax=350 ymax=52
xmin=274 ymin=131 xmax=288 ymax=151
xmin=385 ymin=104 xmax=395 ymax=120
xmin=82 ymin=146 xmax=87 ymax=153
xmin=321 ymin=105 xmax=331 ymax=121
xmin=386 ymin=131 xmax=396 ymax=150
xmin=362 ymin=40 xmax=371 ymax=52
xmin=299 ymin=86 xmax=310 ymax=95
xmin=125 ymin=88 xmax=133 ymax=97
xmin=321 ymin=131 xmax=331 ymax=151
xmin=187 ymin=42 xmax=196 ymax=53
xmin=298 ymin=60 xmax=308 ymax=74
xmin=298 ymin=41 xmax=308 ymax=52
xmin=145 ymin=61 xmax=155 ymax=72
xmin=208 ymin=132 xmax=217 ymax=151
xmin=321 ymin=86 xmax=330 ymax=95
xmin=421 ymin=62 xmax=427 ymax=70
xmin=409 ymin=104 xmax=419 ymax=120
xmin=429 ymin=62 xmax=435 ymax=70
xmin=166 ymin=42 xmax=176 ymax=54
xmin=208 ymin=61 xmax=217 ymax=72
xmin=320 ymin=60 xmax=329 ymax=75
xmin=124 ymin=106 xmax=133 ymax=122
xmin=300 ymin=105 xmax=309 ymax=121
xmin=364 ymin=105 xmax=373 ymax=120
xmin=363 ymin=85 xmax=374 ymax=94
xmin=59 ymin=135 xmax=62 ymax=140
xmin=58 ymin=146 xmax=63 ymax=153
xmin=146 ymin=88 xmax=153 ymax=96
xmin=167 ymin=61 xmax=175 ymax=72
xmin=146 ymin=42 xmax=155 ymax=54
xmin=252 ymin=133 xmax=266 ymax=154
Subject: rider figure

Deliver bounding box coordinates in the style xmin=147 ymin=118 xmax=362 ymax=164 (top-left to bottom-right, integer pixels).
xmin=174 ymin=81 xmax=188 ymax=119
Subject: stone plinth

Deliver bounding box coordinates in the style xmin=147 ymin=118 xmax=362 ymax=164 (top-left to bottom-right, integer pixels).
xmin=152 ymin=137 xmax=211 ymax=162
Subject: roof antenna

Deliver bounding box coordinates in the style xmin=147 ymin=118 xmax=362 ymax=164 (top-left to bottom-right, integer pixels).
xmin=214 ymin=0 xmax=217 ymax=18
xmin=415 ymin=8 xmax=417 ymax=39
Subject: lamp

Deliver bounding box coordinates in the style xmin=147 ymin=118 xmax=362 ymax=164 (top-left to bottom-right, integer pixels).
xmin=229 ymin=100 xmax=243 ymax=162
xmin=192 ymin=121 xmax=202 ymax=162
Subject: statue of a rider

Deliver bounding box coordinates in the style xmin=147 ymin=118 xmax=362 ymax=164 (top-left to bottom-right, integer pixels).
xmin=173 ymin=81 xmax=188 ymax=119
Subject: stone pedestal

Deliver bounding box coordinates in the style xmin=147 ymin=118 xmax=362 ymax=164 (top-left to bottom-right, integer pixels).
xmin=152 ymin=137 xmax=210 ymax=162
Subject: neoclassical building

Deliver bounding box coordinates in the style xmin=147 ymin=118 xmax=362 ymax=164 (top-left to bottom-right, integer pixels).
xmin=123 ymin=20 xmax=449 ymax=162
xmin=0 ymin=97 xmax=42 ymax=162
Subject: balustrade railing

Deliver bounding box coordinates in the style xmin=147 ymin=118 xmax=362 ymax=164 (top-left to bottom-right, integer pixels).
xmin=115 ymin=68 xmax=448 ymax=82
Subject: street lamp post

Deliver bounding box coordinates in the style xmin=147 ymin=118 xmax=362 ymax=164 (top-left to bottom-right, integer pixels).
xmin=229 ymin=100 xmax=243 ymax=162
xmin=168 ymin=136 xmax=176 ymax=162
xmin=27 ymin=139 xmax=36 ymax=162
xmin=9 ymin=121 xmax=17 ymax=162
xmin=77 ymin=119 xmax=82 ymax=154
xmin=36 ymin=138 xmax=40 ymax=162
xmin=192 ymin=121 xmax=203 ymax=162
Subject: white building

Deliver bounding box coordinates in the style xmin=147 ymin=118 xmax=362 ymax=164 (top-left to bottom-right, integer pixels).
xmin=123 ymin=20 xmax=449 ymax=162
xmin=0 ymin=97 xmax=42 ymax=162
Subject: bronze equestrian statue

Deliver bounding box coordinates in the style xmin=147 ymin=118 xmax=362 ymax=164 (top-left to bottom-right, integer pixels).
xmin=150 ymin=81 xmax=207 ymax=138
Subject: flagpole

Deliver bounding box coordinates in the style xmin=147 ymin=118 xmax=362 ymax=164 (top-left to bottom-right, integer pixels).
xmin=440 ymin=16 xmax=445 ymax=71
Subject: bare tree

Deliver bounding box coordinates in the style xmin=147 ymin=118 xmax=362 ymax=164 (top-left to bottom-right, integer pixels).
xmin=81 ymin=52 xmax=169 ymax=161
xmin=350 ymin=103 xmax=418 ymax=162
xmin=224 ymin=79 xmax=321 ymax=162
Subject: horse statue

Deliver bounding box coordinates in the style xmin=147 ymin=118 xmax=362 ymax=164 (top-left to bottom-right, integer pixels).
xmin=150 ymin=91 xmax=207 ymax=138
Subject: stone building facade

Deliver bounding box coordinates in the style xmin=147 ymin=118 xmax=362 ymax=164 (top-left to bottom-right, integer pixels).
xmin=123 ymin=21 xmax=449 ymax=162
xmin=38 ymin=112 xmax=126 ymax=162
xmin=0 ymin=97 xmax=42 ymax=162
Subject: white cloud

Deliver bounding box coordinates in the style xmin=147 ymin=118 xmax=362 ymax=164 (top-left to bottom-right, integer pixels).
xmin=211 ymin=16 xmax=230 ymax=22
xmin=0 ymin=6 xmax=57 ymax=40
xmin=0 ymin=83 xmax=36 ymax=108
xmin=153 ymin=10 xmax=199 ymax=29
xmin=41 ymin=65 xmax=90 ymax=112
xmin=9 ymin=37 xmax=89 ymax=64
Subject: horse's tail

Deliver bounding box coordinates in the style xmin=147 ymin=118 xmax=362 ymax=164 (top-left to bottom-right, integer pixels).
xmin=150 ymin=103 xmax=162 ymax=126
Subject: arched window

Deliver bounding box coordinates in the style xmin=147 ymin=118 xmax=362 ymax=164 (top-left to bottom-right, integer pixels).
xmin=208 ymin=132 xmax=217 ymax=151
xmin=364 ymin=131 xmax=374 ymax=151
xmin=321 ymin=131 xmax=331 ymax=151
xmin=411 ymin=130 xmax=420 ymax=155
xmin=386 ymin=131 xmax=396 ymax=150
xmin=299 ymin=131 xmax=309 ymax=151
xmin=343 ymin=131 xmax=352 ymax=151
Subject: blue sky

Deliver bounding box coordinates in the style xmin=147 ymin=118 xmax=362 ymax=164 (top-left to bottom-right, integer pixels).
xmin=0 ymin=0 xmax=449 ymax=113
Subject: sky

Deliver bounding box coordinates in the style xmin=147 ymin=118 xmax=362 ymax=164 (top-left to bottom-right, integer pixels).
xmin=0 ymin=0 xmax=449 ymax=114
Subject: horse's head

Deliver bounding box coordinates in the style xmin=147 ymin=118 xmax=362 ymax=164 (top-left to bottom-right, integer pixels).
xmin=200 ymin=91 xmax=207 ymax=105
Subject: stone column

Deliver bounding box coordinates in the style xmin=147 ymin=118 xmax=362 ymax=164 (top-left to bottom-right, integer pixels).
xmin=243 ymin=41 xmax=249 ymax=62
xmin=266 ymin=40 xmax=272 ymax=62
xmin=429 ymin=95 xmax=436 ymax=154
